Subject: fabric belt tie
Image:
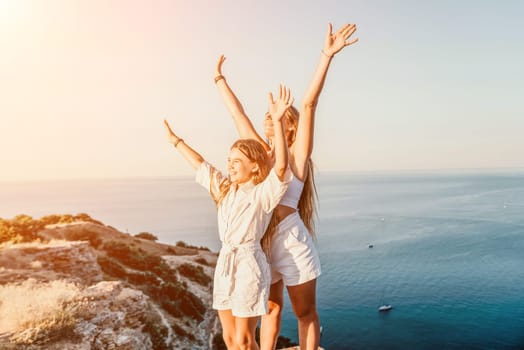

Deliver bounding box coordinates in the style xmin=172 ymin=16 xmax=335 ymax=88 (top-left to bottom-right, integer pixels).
xmin=220 ymin=241 xmax=260 ymax=279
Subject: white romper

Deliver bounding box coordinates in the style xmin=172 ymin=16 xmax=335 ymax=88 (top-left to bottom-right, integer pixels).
xmin=196 ymin=162 xmax=291 ymax=317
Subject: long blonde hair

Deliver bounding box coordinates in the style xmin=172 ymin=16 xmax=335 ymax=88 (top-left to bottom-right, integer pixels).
xmin=210 ymin=139 xmax=271 ymax=206
xmin=262 ymin=106 xmax=318 ymax=254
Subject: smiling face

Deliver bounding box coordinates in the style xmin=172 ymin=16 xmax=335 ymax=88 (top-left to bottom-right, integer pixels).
xmin=227 ymin=147 xmax=258 ymax=185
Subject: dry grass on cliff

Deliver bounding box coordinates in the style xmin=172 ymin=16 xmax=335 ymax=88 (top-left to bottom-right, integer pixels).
xmin=0 ymin=278 xmax=80 ymax=344
xmin=0 ymin=239 xmax=73 ymax=250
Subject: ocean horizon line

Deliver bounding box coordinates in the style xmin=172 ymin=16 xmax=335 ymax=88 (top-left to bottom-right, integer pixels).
xmin=1 ymin=166 xmax=524 ymax=184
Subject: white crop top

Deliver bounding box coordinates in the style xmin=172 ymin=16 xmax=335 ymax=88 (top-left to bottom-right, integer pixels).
xmin=279 ymin=174 xmax=304 ymax=209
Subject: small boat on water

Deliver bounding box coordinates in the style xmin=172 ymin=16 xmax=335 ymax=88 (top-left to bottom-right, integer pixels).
xmin=378 ymin=304 xmax=393 ymax=312
xmin=368 ymin=244 xmax=374 ymax=248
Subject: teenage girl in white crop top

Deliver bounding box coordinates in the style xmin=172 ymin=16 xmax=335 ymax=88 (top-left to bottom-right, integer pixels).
xmin=214 ymin=23 xmax=358 ymax=350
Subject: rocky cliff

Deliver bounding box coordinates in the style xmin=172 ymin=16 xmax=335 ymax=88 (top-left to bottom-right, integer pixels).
xmin=0 ymin=218 xmax=218 ymax=349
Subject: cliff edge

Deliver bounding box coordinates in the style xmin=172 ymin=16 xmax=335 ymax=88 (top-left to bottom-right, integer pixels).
xmin=0 ymin=215 xmax=218 ymax=349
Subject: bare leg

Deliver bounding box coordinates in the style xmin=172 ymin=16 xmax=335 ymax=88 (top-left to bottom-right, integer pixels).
xmin=235 ymin=316 xmax=260 ymax=350
xmin=219 ymin=310 xmax=240 ymax=350
xmin=287 ymin=279 xmax=320 ymax=350
xmin=260 ymin=279 xmax=284 ymax=350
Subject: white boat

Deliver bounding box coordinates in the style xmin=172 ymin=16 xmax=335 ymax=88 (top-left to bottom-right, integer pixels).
xmin=378 ymin=304 xmax=393 ymax=312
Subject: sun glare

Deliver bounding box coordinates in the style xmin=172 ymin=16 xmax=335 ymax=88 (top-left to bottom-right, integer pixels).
xmin=0 ymin=0 xmax=27 ymax=26
xmin=0 ymin=0 xmax=14 ymax=17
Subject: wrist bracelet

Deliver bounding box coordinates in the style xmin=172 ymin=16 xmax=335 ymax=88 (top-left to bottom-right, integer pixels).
xmin=321 ymin=50 xmax=333 ymax=58
xmin=214 ymin=75 xmax=225 ymax=84
xmin=174 ymin=138 xmax=184 ymax=147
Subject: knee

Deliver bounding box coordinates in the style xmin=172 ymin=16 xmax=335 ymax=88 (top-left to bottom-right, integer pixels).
xmin=294 ymin=304 xmax=318 ymax=322
xmin=222 ymin=332 xmax=237 ymax=349
xmin=267 ymin=299 xmax=283 ymax=318
xmin=235 ymin=332 xmax=255 ymax=350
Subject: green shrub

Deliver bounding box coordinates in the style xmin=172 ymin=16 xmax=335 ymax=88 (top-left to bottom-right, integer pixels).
xmin=0 ymin=215 xmax=43 ymax=244
xmin=39 ymin=213 xmax=103 ymax=226
xmin=63 ymin=229 xmax=102 ymax=248
xmin=178 ymin=263 xmax=211 ymax=286
xmin=134 ymin=232 xmax=158 ymax=241
xmin=0 ymin=213 xmax=105 ymax=244
xmin=176 ymin=241 xmax=210 ymax=251
xmin=97 ymin=256 xmax=127 ymax=279
xmin=73 ymin=213 xmax=103 ymax=225
xmin=93 ymin=233 xmax=209 ymax=327
xmin=155 ymin=282 xmax=205 ymax=321
xmin=175 ymin=241 xmax=188 ymax=248
xmin=127 ymin=272 xmax=159 ymax=285
xmin=103 ymin=240 xmax=163 ymax=271
xmin=194 ymin=257 xmax=211 ymax=266
xmin=38 ymin=214 xmax=62 ymax=226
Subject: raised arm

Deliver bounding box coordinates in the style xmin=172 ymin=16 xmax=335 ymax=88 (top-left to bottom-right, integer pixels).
xmin=293 ymin=23 xmax=358 ymax=173
xmin=214 ymin=55 xmax=269 ymax=151
xmin=268 ymin=85 xmax=294 ymax=180
xmin=163 ymin=119 xmax=204 ymax=170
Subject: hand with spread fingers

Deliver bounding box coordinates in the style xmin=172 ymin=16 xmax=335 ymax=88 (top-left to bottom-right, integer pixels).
xmin=323 ymin=23 xmax=358 ymax=57
xmin=268 ymin=84 xmax=294 ymax=123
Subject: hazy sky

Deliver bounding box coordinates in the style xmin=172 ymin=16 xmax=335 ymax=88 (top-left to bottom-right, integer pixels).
xmin=1 ymin=0 xmax=523 ymax=181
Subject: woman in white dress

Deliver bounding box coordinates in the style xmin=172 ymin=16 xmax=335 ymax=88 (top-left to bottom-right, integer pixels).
xmin=164 ymin=85 xmax=294 ymax=350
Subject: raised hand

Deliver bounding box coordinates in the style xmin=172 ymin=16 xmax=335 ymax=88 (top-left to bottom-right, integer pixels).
xmin=163 ymin=119 xmax=204 ymax=170
xmin=323 ymin=23 xmax=358 ymax=57
xmin=163 ymin=119 xmax=181 ymax=146
xmin=268 ymin=84 xmax=294 ymax=122
xmin=215 ymin=54 xmax=226 ymax=77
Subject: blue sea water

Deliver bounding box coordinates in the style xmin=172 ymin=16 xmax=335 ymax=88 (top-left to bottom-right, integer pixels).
xmin=1 ymin=170 xmax=524 ymax=349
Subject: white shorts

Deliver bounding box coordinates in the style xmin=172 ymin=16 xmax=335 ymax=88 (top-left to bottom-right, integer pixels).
xmin=270 ymin=212 xmax=321 ymax=286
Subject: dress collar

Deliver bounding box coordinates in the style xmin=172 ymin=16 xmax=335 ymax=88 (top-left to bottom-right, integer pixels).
xmin=233 ymin=180 xmax=255 ymax=193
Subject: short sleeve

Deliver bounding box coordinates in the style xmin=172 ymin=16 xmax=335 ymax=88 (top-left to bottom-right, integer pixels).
xmin=256 ymin=166 xmax=293 ymax=213
xmin=195 ymin=161 xmax=227 ymax=197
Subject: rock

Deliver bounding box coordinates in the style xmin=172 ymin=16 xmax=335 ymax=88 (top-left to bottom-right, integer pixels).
xmin=0 ymin=241 xmax=102 ymax=286
xmin=0 ymin=221 xmax=219 ymax=349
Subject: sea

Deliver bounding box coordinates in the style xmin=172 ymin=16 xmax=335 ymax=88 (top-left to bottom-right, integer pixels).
xmin=1 ymin=170 xmax=523 ymax=350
